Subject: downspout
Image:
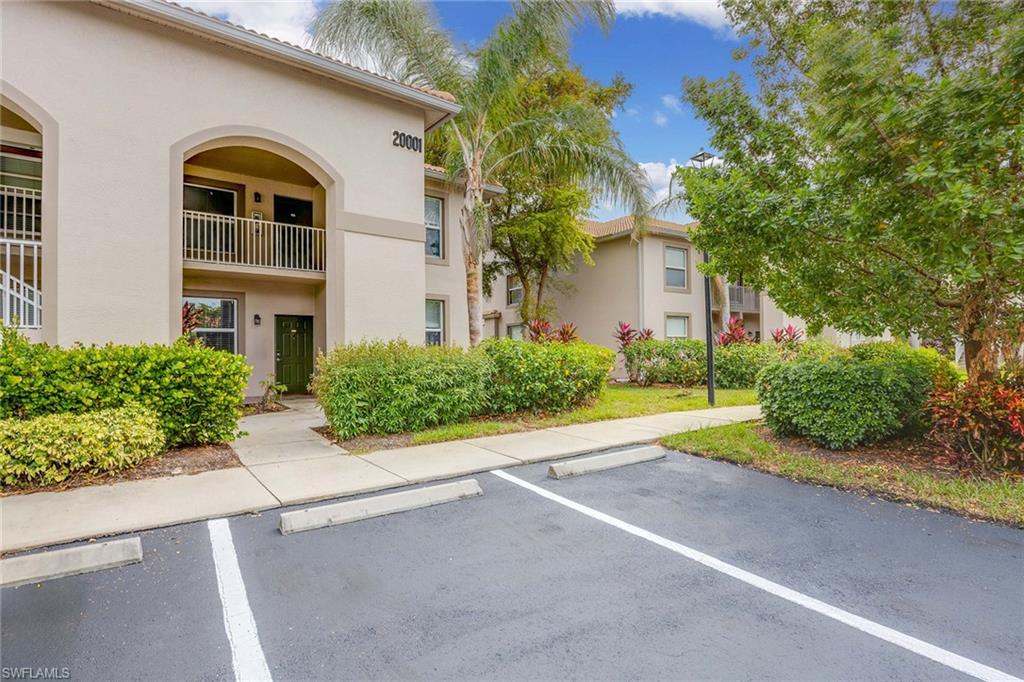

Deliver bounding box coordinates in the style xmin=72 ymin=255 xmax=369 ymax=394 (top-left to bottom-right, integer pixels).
xmin=635 ymin=234 xmax=644 ymax=331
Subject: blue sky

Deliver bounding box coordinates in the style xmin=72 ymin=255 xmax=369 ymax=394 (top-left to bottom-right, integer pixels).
xmin=184 ymin=1 xmax=752 ymax=220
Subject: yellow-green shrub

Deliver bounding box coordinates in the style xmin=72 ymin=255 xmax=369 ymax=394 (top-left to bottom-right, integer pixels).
xmin=0 ymin=328 xmax=249 ymax=446
xmin=0 ymin=406 xmax=165 ymax=487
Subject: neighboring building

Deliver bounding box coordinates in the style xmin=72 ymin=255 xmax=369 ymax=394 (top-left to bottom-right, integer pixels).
xmin=1 ymin=0 xmax=477 ymax=396
xmin=484 ymin=216 xmax=825 ymax=358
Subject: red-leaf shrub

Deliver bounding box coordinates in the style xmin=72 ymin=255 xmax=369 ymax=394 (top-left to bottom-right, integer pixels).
xmin=770 ymin=324 xmax=804 ymax=344
xmin=717 ymin=317 xmax=751 ymax=346
xmin=555 ymin=322 xmax=579 ymax=343
xmin=928 ymin=378 xmax=1024 ymax=473
xmin=614 ymin=321 xmax=637 ymax=352
xmin=526 ymin=319 xmax=552 ymax=343
xmin=637 ymin=327 xmax=655 ymax=342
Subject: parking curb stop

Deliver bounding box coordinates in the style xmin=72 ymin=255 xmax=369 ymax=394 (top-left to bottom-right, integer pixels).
xmin=548 ymin=446 xmax=666 ymax=479
xmin=0 ymin=537 xmax=143 ymax=588
xmin=279 ymin=478 xmax=483 ymax=534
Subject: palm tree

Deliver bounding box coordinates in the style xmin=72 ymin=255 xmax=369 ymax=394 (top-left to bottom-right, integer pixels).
xmin=311 ymin=0 xmax=649 ymax=345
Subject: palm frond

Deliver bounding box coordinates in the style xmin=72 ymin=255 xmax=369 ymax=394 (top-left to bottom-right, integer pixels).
xmin=309 ymin=0 xmax=467 ymax=94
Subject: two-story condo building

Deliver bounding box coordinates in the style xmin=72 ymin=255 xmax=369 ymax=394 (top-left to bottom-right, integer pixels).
xmin=1 ymin=0 xmax=478 ymax=395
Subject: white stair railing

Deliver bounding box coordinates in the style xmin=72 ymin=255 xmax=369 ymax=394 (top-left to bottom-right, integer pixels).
xmin=183 ymin=210 xmax=325 ymax=272
xmin=1 ymin=238 xmax=42 ymax=328
xmin=1 ymin=185 xmax=43 ymax=241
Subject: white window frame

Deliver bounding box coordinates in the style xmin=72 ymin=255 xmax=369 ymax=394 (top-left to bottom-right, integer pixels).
xmin=184 ymin=296 xmax=238 ymax=353
xmin=664 ymin=245 xmax=688 ymax=291
xmin=665 ymin=313 xmax=690 ymax=340
xmin=425 ymin=298 xmax=445 ymax=346
xmin=507 ymin=276 xmax=523 ymax=307
xmin=507 ymin=324 xmax=525 ymax=340
xmin=424 ymin=196 xmax=444 ymax=259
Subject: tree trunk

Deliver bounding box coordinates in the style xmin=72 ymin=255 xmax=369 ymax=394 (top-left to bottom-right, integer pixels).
xmin=960 ymin=290 xmax=997 ymax=383
xmin=465 ymin=251 xmax=484 ymax=346
xmin=712 ymin=275 xmax=730 ymax=333
xmin=461 ymin=177 xmax=486 ymax=346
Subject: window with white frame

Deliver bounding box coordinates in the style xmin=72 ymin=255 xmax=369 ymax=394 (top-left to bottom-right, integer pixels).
xmin=425 ymin=299 xmax=444 ymax=345
xmin=507 ymin=324 xmax=524 ymax=340
xmin=424 ymin=196 xmax=443 ymax=258
xmin=183 ymin=296 xmax=237 ymax=352
xmin=506 ymin=276 xmax=523 ymax=307
xmin=665 ymin=245 xmax=687 ymax=289
xmin=666 ymin=314 xmax=689 ymax=340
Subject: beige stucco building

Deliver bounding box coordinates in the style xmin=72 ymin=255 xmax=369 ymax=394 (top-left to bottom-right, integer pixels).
xmin=484 ymin=216 xmax=824 ymax=362
xmin=1 ymin=0 xmax=476 ymax=396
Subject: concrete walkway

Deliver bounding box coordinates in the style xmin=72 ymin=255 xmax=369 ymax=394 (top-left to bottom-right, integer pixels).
xmin=0 ymin=399 xmax=760 ymax=553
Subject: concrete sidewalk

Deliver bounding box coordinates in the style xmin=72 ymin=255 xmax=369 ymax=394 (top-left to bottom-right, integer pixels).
xmin=0 ymin=399 xmax=760 ymax=553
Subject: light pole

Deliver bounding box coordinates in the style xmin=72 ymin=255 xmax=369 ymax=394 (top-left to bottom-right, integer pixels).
xmin=689 ymin=150 xmax=716 ymax=407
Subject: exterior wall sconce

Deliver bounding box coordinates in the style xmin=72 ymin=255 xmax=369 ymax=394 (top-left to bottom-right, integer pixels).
xmin=254 ymin=314 xmax=261 ymax=326
xmin=254 ymin=191 xmax=262 ymax=203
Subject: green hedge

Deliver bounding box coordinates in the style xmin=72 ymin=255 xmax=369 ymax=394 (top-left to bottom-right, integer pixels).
xmin=623 ymin=339 xmax=707 ymax=386
xmin=311 ymin=340 xmax=491 ymax=439
xmin=0 ymin=405 xmax=165 ymax=487
xmin=757 ymin=342 xmax=953 ymax=449
xmin=483 ymin=338 xmax=614 ymax=413
xmin=311 ymin=339 xmax=614 ymax=438
xmin=0 ymin=330 xmax=249 ymax=447
xmin=713 ymin=343 xmax=781 ymax=389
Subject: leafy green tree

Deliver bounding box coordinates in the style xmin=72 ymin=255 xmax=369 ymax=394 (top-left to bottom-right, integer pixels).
xmin=312 ymin=0 xmax=648 ymax=345
xmin=674 ymin=0 xmax=1024 ymax=381
xmin=488 ymin=60 xmax=633 ymax=322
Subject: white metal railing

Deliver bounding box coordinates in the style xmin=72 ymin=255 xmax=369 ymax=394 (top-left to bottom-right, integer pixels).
xmin=183 ymin=210 xmax=325 ymax=272
xmin=726 ymin=284 xmax=760 ymax=312
xmin=1 ymin=238 xmax=42 ymax=328
xmin=1 ymin=185 xmax=42 ymax=241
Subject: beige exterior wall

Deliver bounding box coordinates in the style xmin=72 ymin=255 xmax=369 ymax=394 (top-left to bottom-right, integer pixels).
xmin=1 ymin=1 xmax=433 ymax=351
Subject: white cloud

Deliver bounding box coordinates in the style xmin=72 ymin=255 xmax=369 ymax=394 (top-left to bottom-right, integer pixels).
xmin=660 ymin=94 xmax=682 ymax=113
xmin=653 ymin=111 xmax=669 ymax=127
xmin=639 ymin=159 xmax=681 ymax=202
xmin=625 ymin=106 xmax=640 ymax=118
xmin=615 ymin=0 xmax=729 ymax=30
xmin=182 ymin=1 xmax=316 ymax=48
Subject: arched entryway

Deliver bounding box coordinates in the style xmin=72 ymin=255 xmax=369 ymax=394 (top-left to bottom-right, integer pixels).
xmin=172 ymin=130 xmax=342 ymax=397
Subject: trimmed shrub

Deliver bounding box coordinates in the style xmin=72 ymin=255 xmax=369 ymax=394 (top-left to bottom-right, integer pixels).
xmin=623 ymin=339 xmax=707 ymax=386
xmin=713 ymin=343 xmax=780 ymax=389
xmin=483 ymin=338 xmax=614 ymax=414
xmin=850 ymin=341 xmax=958 ymax=430
xmin=0 ymin=331 xmax=249 ymax=447
xmin=0 ymin=405 xmax=165 ymax=487
xmin=311 ymin=340 xmax=491 ymax=439
xmin=757 ymin=354 xmax=940 ymax=449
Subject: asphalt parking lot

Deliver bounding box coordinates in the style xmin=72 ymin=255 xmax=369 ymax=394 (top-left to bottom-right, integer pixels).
xmin=2 ymin=448 xmax=1022 ymax=681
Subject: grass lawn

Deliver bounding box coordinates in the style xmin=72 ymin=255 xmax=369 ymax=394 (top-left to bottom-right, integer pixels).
xmin=405 ymin=385 xmax=757 ymax=446
xmin=661 ymin=422 xmax=1024 ymax=527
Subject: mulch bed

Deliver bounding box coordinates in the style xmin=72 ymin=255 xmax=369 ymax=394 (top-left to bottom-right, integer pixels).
xmin=314 ymin=426 xmax=415 ymax=454
xmin=242 ymin=401 xmax=289 ymax=416
xmin=757 ymin=425 xmax=997 ymax=480
xmin=1 ymin=444 xmax=241 ymax=496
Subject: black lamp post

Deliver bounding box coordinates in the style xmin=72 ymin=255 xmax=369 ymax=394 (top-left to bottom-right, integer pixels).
xmin=690 ymin=150 xmax=716 ymax=407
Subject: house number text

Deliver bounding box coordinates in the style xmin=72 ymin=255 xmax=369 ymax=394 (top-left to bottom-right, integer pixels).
xmin=392 ymin=130 xmax=423 ymax=153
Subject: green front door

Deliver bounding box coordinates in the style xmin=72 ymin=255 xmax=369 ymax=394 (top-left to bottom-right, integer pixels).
xmin=275 ymin=315 xmax=314 ymax=394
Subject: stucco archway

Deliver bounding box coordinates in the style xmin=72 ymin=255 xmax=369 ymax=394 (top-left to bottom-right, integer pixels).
xmin=0 ymin=81 xmax=58 ymax=343
xmin=168 ymin=126 xmax=346 ymax=346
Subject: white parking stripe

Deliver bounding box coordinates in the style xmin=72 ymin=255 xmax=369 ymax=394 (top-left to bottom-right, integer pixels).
xmin=491 ymin=469 xmax=1022 ymax=682
xmin=208 ymin=519 xmax=273 ymax=682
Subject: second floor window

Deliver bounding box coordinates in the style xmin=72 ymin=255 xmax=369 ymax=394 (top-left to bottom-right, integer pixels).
xmin=425 ymin=196 xmax=443 ymax=258
xmin=665 ymin=245 xmax=687 ymax=289
xmin=507 ymin=276 xmax=523 ymax=307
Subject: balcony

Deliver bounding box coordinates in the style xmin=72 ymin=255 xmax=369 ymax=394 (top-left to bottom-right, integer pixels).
xmin=713 ymin=283 xmax=760 ymax=313
xmin=183 ymin=210 xmax=325 ymax=273
xmin=1 ymin=185 xmax=42 ymax=328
